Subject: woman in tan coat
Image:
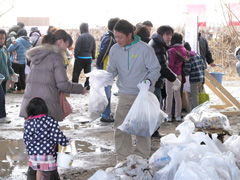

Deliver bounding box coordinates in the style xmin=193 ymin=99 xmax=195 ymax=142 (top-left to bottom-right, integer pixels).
xmin=20 ymin=29 xmax=86 ymax=122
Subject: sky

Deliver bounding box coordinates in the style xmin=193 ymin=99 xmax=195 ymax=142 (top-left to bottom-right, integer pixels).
xmin=0 ymin=0 xmax=239 ymax=29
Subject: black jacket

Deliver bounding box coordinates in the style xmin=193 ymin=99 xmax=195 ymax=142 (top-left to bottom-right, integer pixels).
xmin=74 ymin=24 xmax=96 ymax=59
xmin=148 ymin=33 xmax=176 ymax=88
xmin=198 ymin=33 xmax=214 ymax=68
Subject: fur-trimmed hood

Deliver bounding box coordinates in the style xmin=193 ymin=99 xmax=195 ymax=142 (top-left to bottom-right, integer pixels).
xmin=26 ymin=44 xmax=65 ymax=65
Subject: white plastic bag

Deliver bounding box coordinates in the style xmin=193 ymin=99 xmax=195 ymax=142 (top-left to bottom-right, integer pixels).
xmin=184 ymin=101 xmax=230 ymax=130
xmin=224 ymin=135 xmax=240 ymax=161
xmin=86 ymin=70 xmax=113 ymax=115
xmin=173 ymin=161 xmax=212 ymax=180
xmin=118 ymin=82 xmax=167 ymax=137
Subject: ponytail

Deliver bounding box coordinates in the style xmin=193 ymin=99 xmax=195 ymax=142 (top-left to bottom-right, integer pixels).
xmin=41 ymin=29 xmax=68 ymax=45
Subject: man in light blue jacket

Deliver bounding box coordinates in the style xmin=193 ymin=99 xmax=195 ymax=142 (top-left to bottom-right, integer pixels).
xmin=107 ymin=19 xmax=161 ymax=161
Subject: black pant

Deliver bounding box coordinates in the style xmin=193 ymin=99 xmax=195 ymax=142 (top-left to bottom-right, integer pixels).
xmin=0 ymin=82 xmax=6 ymax=118
xmin=12 ymin=63 xmax=25 ymax=90
xmin=72 ymin=58 xmax=91 ymax=88
xmin=27 ymin=166 xmax=60 ymax=180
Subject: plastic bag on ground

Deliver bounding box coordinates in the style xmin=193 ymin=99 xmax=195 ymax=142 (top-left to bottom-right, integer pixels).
xmin=105 ymin=155 xmax=153 ymax=180
xmin=224 ymin=135 xmax=240 ymax=161
xmin=173 ymin=161 xmax=212 ymax=180
xmin=86 ymin=70 xmax=113 ymax=115
xmin=184 ymin=101 xmax=230 ymax=130
xmin=118 ymin=82 xmax=167 ymax=137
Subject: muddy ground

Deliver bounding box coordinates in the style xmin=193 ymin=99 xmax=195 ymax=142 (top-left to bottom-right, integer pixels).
xmin=1 ymin=80 xmax=240 ymax=180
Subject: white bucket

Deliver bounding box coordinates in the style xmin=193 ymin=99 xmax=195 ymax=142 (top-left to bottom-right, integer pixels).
xmin=57 ymin=144 xmax=74 ymax=168
xmin=11 ymin=74 xmax=19 ymax=83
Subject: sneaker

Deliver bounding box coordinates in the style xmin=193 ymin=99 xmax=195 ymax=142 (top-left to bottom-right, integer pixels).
xmin=166 ymin=117 xmax=172 ymax=122
xmin=0 ymin=117 xmax=11 ymax=123
xmin=100 ymin=116 xmax=114 ymax=123
xmin=175 ymin=116 xmax=182 ymax=122
xmin=6 ymin=88 xmax=15 ymax=93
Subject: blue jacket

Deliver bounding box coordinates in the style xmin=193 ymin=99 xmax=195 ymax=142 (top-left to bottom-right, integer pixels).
xmin=8 ymin=36 xmax=32 ymax=64
xmin=96 ymin=31 xmax=116 ymax=70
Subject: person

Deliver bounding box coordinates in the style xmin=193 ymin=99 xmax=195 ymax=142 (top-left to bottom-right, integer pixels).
xmin=0 ymin=29 xmax=17 ymax=123
xmin=72 ymin=23 xmax=96 ymax=90
xmin=29 ymin=27 xmax=42 ymax=47
xmin=148 ymin=25 xmax=181 ymax=137
xmin=235 ymin=46 xmax=240 ymax=77
xmin=166 ymin=33 xmax=189 ymax=122
xmin=107 ymin=19 xmax=161 ymax=161
xmin=17 ymin=22 xmax=25 ymax=29
xmin=8 ymin=28 xmax=32 ymax=94
xmin=198 ymin=32 xmax=216 ymax=68
xmin=5 ymin=24 xmax=23 ymax=93
xmin=96 ymin=17 xmax=119 ymax=122
xmin=19 ymin=29 xmax=87 ymax=122
xmin=142 ymin=20 xmax=153 ymax=34
xmin=135 ymin=25 xmax=151 ymax=43
xmin=47 ymin=26 xmax=57 ymax=35
xmin=64 ymin=33 xmax=73 ymax=69
xmin=24 ymin=97 xmax=69 ymax=180
xmin=184 ymin=42 xmax=205 ymax=110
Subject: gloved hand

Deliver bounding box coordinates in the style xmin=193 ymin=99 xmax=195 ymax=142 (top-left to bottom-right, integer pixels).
xmin=142 ymin=80 xmax=150 ymax=90
xmin=172 ymin=78 xmax=181 ymax=91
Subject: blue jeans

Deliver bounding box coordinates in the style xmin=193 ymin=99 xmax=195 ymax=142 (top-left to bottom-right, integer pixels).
xmin=154 ymin=87 xmax=163 ymax=109
xmin=0 ymin=83 xmax=6 ymax=118
xmin=101 ymin=85 xmax=112 ymax=119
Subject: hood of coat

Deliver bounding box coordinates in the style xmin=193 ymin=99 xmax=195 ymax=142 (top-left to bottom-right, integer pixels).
xmin=26 ymin=44 xmax=65 ymax=65
xmin=189 ymin=50 xmax=196 ymax=57
xmin=80 ymin=23 xmax=89 ymax=33
xmin=151 ymin=33 xmax=168 ymax=49
xmin=17 ymin=37 xmax=32 ymax=49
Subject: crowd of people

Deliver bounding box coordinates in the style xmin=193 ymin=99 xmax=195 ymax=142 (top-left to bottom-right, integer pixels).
xmin=0 ymin=19 xmax=216 ymax=179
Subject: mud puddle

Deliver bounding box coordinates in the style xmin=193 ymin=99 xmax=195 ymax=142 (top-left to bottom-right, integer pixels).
xmin=0 ymin=138 xmax=111 ymax=179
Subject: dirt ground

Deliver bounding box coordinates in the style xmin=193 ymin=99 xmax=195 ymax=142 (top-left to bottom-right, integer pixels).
xmin=1 ymin=79 xmax=240 ymax=180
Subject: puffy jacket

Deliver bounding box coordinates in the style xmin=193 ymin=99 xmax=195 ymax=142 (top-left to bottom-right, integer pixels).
xmin=168 ymin=44 xmax=188 ymax=75
xmin=20 ymin=44 xmax=84 ymax=121
xmin=8 ymin=36 xmax=32 ymax=64
xmin=148 ymin=33 xmax=176 ymax=88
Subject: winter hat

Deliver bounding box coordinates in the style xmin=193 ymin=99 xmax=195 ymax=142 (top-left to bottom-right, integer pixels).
xmin=17 ymin=22 xmax=25 ymax=28
xmin=29 ymin=27 xmax=41 ymax=37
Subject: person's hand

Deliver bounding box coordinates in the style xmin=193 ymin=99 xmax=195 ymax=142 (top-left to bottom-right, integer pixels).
xmin=142 ymin=80 xmax=150 ymax=90
xmin=92 ymin=59 xmax=97 ymax=67
xmin=172 ymin=78 xmax=181 ymax=91
xmin=81 ymin=87 xmax=87 ymax=95
xmin=210 ymin=62 xmax=216 ymax=67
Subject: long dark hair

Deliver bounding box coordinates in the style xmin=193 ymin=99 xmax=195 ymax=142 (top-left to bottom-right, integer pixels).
xmin=26 ymin=97 xmax=48 ymax=117
xmin=41 ymin=29 xmax=68 ymax=45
